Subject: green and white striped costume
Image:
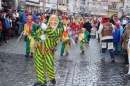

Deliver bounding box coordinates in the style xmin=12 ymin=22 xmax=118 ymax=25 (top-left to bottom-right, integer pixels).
xmin=33 ymin=26 xmax=62 ymax=84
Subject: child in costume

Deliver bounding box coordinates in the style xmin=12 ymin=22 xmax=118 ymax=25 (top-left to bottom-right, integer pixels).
xmin=60 ymin=27 xmax=70 ymax=56
xmin=33 ymin=15 xmax=63 ymax=86
xmin=23 ymin=15 xmax=37 ymax=58
xmin=78 ymin=28 xmax=89 ymax=54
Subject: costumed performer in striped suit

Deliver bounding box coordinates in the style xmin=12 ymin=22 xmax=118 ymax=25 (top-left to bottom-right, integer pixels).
xmin=33 ymin=15 xmax=63 ymax=86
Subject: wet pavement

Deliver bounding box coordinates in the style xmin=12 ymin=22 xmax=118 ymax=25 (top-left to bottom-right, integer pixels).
xmin=0 ymin=37 xmax=130 ymax=86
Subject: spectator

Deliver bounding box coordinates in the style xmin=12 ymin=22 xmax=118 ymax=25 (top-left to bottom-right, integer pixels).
xmin=122 ymin=24 xmax=130 ymax=65
xmin=0 ymin=13 xmax=2 ymax=46
xmin=113 ymin=23 xmax=120 ymax=54
xmin=32 ymin=11 xmax=37 ymax=22
xmin=22 ymin=10 xmax=28 ymax=25
xmin=83 ymin=19 xmax=92 ymax=44
xmin=2 ymin=1 xmax=8 ymax=13
xmin=17 ymin=18 xmax=22 ymax=35
xmin=2 ymin=13 xmax=10 ymax=43
xmin=12 ymin=10 xmax=17 ymax=20
xmin=11 ymin=18 xmax=17 ymax=37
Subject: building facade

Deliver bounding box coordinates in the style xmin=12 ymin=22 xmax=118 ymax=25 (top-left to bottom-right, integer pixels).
xmin=2 ymin=0 xmax=18 ymax=9
xmin=40 ymin=0 xmax=68 ymax=13
xmin=88 ymin=0 xmax=108 ymax=16
xmin=68 ymin=0 xmax=74 ymax=14
xmin=26 ymin=0 xmax=40 ymax=12
xmin=117 ymin=0 xmax=124 ymax=17
xmin=58 ymin=0 xmax=68 ymax=12
xmin=107 ymin=0 xmax=119 ymax=17
xmin=123 ymin=0 xmax=130 ymax=16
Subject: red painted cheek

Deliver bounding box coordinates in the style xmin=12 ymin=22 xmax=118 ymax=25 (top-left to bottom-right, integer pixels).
xmin=54 ymin=22 xmax=57 ymax=25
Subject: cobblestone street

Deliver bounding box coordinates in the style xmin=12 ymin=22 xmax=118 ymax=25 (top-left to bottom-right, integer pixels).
xmin=0 ymin=37 xmax=130 ymax=86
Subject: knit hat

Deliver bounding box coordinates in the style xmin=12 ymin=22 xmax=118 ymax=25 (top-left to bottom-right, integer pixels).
xmin=114 ymin=17 xmax=118 ymax=21
xmin=115 ymin=23 xmax=120 ymax=29
xmin=25 ymin=10 xmax=29 ymax=13
xmin=101 ymin=16 xmax=108 ymax=23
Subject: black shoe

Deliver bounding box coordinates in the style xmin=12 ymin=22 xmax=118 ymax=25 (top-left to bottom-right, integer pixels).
xmin=114 ymin=51 xmax=118 ymax=55
xmin=124 ymin=62 xmax=129 ymax=65
xmin=25 ymin=54 xmax=29 ymax=58
xmin=111 ymin=59 xmax=115 ymax=62
xmin=60 ymin=54 xmax=63 ymax=56
xmin=51 ymin=79 xmax=56 ymax=85
xmin=66 ymin=52 xmax=68 ymax=56
xmin=30 ymin=53 xmax=33 ymax=58
xmin=34 ymin=82 xmax=46 ymax=86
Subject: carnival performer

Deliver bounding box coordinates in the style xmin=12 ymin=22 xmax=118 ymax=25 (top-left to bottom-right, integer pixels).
xmin=78 ymin=28 xmax=89 ymax=54
xmin=97 ymin=16 xmax=115 ymax=62
xmin=79 ymin=17 xmax=84 ymax=32
xmin=33 ymin=14 xmax=63 ymax=86
xmin=83 ymin=19 xmax=92 ymax=44
xmin=70 ymin=16 xmax=77 ymax=42
xmin=60 ymin=28 xmax=70 ymax=56
xmin=91 ymin=17 xmax=98 ymax=38
xmin=60 ymin=21 xmax=75 ymax=56
xmin=23 ymin=15 xmax=37 ymax=58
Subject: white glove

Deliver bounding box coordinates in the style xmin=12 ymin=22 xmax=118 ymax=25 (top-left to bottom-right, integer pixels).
xmin=22 ymin=32 xmax=26 ymax=36
xmin=41 ymin=23 xmax=47 ymax=30
xmin=41 ymin=35 xmax=46 ymax=40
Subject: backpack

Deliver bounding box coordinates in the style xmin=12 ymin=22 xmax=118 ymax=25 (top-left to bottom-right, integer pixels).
xmin=0 ymin=21 xmax=2 ymax=32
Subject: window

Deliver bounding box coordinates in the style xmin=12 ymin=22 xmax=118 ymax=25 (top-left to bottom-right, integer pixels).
xmin=109 ymin=2 xmax=117 ymax=10
xmin=46 ymin=0 xmax=50 ymax=3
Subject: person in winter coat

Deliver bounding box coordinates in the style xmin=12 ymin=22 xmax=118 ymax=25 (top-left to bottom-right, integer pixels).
xmin=113 ymin=23 xmax=120 ymax=54
xmin=32 ymin=11 xmax=37 ymax=23
xmin=2 ymin=13 xmax=10 ymax=43
xmin=83 ymin=19 xmax=92 ymax=44
xmin=122 ymin=24 xmax=130 ymax=64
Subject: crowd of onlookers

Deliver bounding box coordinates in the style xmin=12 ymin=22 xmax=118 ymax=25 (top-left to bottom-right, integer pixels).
xmin=0 ymin=1 xmax=51 ymax=46
xmin=0 ymin=1 xmax=22 ymax=46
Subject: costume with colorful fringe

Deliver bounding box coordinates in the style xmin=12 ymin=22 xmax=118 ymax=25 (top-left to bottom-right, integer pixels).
xmin=60 ymin=27 xmax=70 ymax=56
xmin=78 ymin=29 xmax=89 ymax=52
xmin=23 ymin=15 xmax=38 ymax=56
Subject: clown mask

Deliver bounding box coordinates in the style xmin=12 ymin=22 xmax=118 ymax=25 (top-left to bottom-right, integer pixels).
xmin=27 ymin=15 xmax=33 ymax=22
xmin=82 ymin=28 xmax=86 ymax=33
xmin=49 ymin=15 xmax=59 ymax=29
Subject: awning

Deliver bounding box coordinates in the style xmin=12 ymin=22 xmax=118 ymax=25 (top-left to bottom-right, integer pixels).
xmin=26 ymin=2 xmax=40 ymax=6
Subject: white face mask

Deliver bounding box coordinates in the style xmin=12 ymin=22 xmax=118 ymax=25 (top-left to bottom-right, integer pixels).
xmin=50 ymin=18 xmax=58 ymax=29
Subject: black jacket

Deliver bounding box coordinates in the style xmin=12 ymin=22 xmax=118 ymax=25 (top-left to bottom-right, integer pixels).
xmin=96 ymin=22 xmax=100 ymax=31
xmin=83 ymin=22 xmax=92 ymax=33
